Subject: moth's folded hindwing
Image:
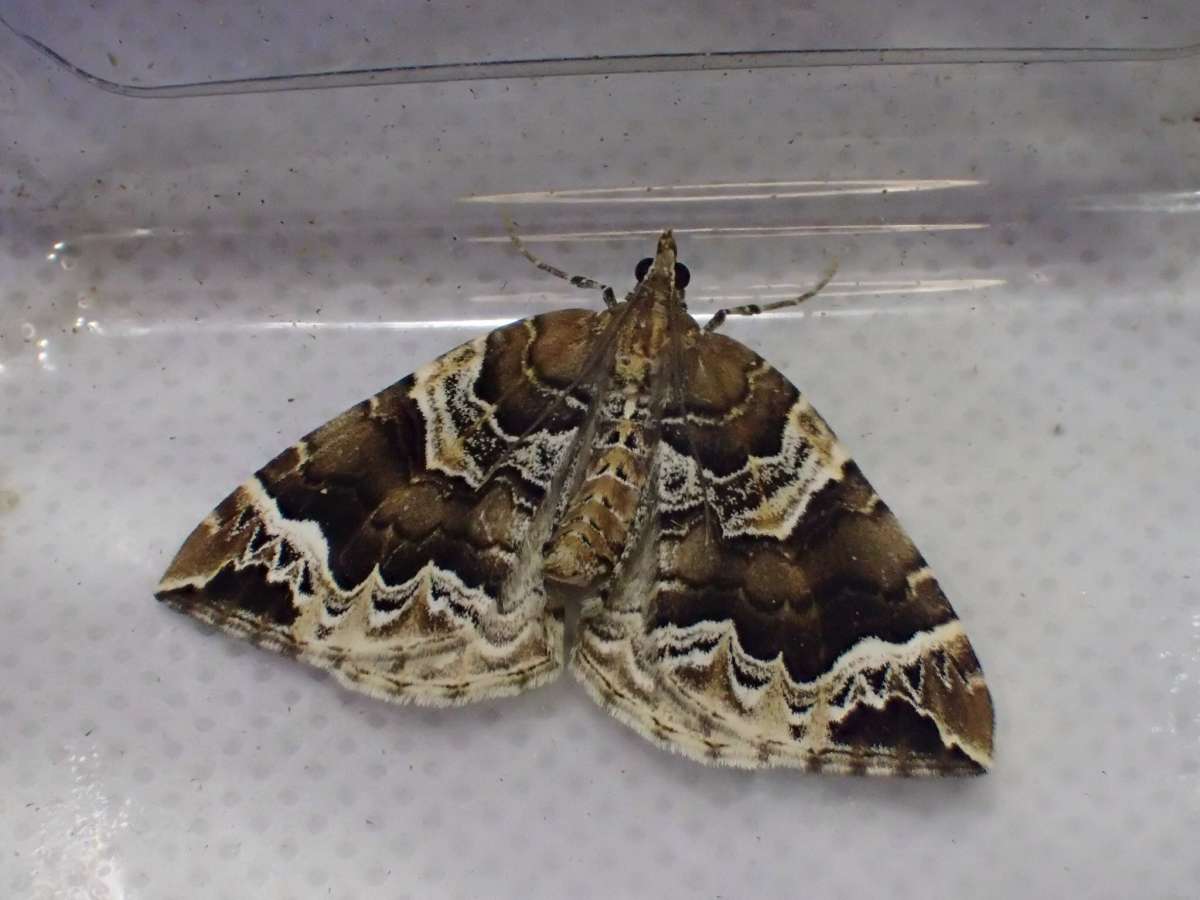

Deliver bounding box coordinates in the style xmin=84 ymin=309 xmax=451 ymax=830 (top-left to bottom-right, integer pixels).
xmin=157 ymin=309 xmax=605 ymax=705
xmin=570 ymin=329 xmax=995 ymax=775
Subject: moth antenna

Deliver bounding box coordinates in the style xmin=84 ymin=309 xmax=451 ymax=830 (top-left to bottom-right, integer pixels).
xmin=504 ymin=216 xmax=618 ymax=307
xmin=703 ymin=259 xmax=838 ymax=333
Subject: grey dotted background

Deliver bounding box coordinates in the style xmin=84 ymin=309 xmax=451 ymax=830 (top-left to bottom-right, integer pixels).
xmin=2 ymin=5 xmax=1200 ymax=899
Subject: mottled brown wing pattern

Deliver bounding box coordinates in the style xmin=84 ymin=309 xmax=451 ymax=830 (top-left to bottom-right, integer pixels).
xmin=157 ymin=308 xmax=609 ymax=705
xmin=572 ymin=329 xmax=995 ymax=774
xmin=158 ymin=229 xmax=994 ymax=777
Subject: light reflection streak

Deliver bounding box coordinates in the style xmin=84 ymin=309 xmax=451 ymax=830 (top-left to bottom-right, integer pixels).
xmin=108 ymin=318 xmax=521 ymax=338
xmin=470 ymin=222 xmax=987 ymax=243
xmin=51 ymin=227 xmax=156 ymax=244
xmin=469 ymin=278 xmax=1006 ymax=305
xmin=739 ymin=277 xmax=1006 ymax=297
xmin=73 ymin=317 xmax=104 ymax=335
xmin=1070 ymin=191 xmax=1200 ymax=213
xmin=30 ymin=749 xmax=130 ymax=899
xmin=35 ymin=337 xmax=54 ymax=371
xmin=44 ymin=228 xmax=157 ymax=261
xmin=461 ymin=179 xmax=984 ymax=204
xmin=99 ymin=281 xmax=1006 ymax=339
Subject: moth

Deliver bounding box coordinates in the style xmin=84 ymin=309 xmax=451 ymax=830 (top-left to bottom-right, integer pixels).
xmin=157 ymin=227 xmax=994 ymax=775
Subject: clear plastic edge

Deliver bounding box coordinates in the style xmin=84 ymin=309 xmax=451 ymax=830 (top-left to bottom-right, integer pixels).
xmin=4 ymin=12 xmax=1199 ymax=100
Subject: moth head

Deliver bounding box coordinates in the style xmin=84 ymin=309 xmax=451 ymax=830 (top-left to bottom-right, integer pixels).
xmin=634 ymin=230 xmax=691 ymax=296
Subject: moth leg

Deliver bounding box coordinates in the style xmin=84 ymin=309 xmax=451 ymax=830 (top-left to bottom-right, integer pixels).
xmin=505 ymin=217 xmax=618 ymax=308
xmin=703 ymin=260 xmax=837 ymax=333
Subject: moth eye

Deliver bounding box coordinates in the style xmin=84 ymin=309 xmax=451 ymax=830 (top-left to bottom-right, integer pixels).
xmin=674 ymin=262 xmax=691 ymax=289
xmin=634 ymin=257 xmax=653 ymax=282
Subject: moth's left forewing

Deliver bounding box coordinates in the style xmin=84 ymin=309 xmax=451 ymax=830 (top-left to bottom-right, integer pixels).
xmin=158 ymin=309 xmax=607 ymax=706
xmin=573 ymin=329 xmax=994 ymax=774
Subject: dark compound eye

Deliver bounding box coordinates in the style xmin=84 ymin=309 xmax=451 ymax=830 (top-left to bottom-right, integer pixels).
xmin=635 ymin=257 xmax=691 ymax=288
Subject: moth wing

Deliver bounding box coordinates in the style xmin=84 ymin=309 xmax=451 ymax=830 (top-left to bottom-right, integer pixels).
xmin=158 ymin=308 xmax=608 ymax=705
xmin=572 ymin=329 xmax=994 ymax=774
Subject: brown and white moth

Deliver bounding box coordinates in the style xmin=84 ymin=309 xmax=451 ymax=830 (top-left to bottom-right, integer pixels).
xmin=157 ymin=228 xmax=994 ymax=776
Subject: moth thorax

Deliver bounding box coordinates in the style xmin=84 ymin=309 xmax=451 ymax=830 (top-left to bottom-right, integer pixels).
xmin=614 ymin=350 xmax=650 ymax=382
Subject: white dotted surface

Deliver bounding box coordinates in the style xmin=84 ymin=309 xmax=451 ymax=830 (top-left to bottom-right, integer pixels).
xmin=2 ymin=6 xmax=1200 ymax=900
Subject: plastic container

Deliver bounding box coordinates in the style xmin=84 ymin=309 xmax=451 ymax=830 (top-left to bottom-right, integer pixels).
xmin=2 ymin=4 xmax=1198 ymax=898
